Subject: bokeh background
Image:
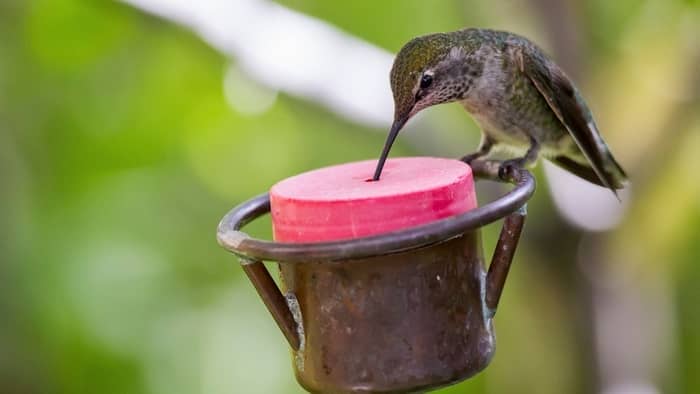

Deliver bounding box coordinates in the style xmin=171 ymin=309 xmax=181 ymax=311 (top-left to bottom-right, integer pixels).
xmin=1 ymin=0 xmax=699 ymax=393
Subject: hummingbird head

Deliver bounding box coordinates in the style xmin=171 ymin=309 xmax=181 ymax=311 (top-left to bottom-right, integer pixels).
xmin=373 ymin=32 xmax=479 ymax=180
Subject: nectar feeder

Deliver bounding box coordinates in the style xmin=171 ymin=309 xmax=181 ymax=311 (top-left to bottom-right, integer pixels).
xmin=217 ymin=158 xmax=535 ymax=393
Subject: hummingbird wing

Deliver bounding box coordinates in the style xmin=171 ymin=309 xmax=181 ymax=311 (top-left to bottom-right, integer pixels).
xmin=518 ymin=46 xmax=627 ymax=192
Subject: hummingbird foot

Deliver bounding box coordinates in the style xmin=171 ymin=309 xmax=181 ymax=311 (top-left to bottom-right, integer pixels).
xmin=460 ymin=151 xmax=485 ymax=165
xmin=460 ymin=136 xmax=495 ymax=165
xmin=498 ymin=138 xmax=540 ymax=180
xmin=497 ymin=159 xmax=527 ymax=181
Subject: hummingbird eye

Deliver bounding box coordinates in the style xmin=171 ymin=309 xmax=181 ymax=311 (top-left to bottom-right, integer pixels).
xmin=420 ymin=74 xmax=433 ymax=89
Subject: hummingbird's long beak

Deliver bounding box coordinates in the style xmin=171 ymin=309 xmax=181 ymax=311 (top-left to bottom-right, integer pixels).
xmin=372 ymin=116 xmax=408 ymax=181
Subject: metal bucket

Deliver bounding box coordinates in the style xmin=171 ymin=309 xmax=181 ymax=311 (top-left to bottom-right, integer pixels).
xmin=217 ymin=161 xmax=535 ymax=393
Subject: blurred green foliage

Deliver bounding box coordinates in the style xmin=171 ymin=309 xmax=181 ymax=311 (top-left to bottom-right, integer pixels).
xmin=1 ymin=1 xmax=699 ymax=394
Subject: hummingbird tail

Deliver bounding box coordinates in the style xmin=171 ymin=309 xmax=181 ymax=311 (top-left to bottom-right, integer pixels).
xmin=550 ymin=154 xmax=627 ymax=190
xmin=606 ymin=151 xmax=628 ymax=181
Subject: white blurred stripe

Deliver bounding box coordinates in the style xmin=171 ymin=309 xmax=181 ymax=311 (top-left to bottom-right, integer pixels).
xmin=121 ymin=0 xmax=394 ymax=127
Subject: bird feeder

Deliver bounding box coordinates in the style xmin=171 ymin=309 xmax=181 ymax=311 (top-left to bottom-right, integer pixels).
xmin=217 ymin=158 xmax=534 ymax=393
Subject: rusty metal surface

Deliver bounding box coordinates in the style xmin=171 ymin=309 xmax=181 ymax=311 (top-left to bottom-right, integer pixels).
xmin=283 ymin=234 xmax=492 ymax=393
xmin=242 ymin=261 xmax=301 ymax=351
xmin=216 ymin=160 xmax=535 ymax=393
xmin=485 ymin=208 xmax=527 ymax=314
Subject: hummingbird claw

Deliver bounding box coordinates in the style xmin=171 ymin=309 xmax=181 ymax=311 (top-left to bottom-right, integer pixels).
xmin=498 ymin=159 xmax=524 ymax=181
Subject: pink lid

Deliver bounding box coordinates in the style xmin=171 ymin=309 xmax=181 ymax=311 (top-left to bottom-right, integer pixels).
xmin=270 ymin=157 xmax=477 ymax=243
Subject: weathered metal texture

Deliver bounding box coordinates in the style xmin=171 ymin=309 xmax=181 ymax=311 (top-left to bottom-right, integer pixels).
xmin=282 ymin=233 xmax=492 ymax=393
xmin=242 ymin=261 xmax=302 ymax=351
xmin=217 ymin=161 xmax=535 ymax=393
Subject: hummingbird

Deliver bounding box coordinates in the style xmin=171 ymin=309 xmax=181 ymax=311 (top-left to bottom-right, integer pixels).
xmin=372 ymin=28 xmax=627 ymax=196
